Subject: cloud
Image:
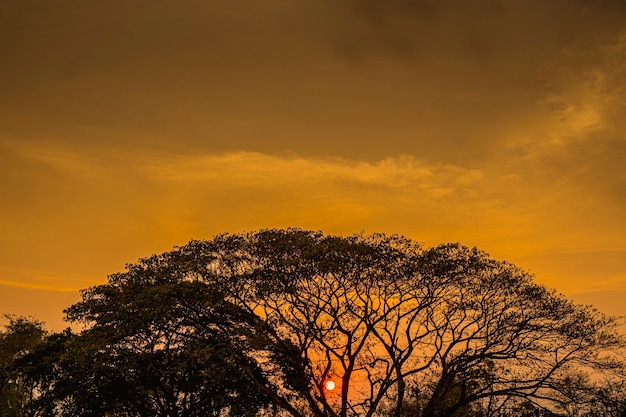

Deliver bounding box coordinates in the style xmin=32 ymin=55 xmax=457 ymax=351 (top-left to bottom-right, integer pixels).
xmin=3 ymin=138 xmax=623 ymax=251
xmin=139 ymin=152 xmax=481 ymax=194
xmin=1 ymin=0 xmax=623 ymax=165
xmin=1 ymin=139 xmax=483 ymax=196
xmin=0 ymin=277 xmax=83 ymax=293
xmin=0 ymin=139 xmax=485 ymax=251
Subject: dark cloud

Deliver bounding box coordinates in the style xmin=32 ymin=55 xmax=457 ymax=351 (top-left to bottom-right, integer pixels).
xmin=1 ymin=0 xmax=624 ymax=164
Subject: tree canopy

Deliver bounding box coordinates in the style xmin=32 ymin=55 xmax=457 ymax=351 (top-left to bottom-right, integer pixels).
xmin=3 ymin=229 xmax=625 ymax=416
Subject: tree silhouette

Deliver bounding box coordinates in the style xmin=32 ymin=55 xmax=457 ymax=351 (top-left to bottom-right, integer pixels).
xmin=11 ymin=229 xmax=626 ymax=416
xmin=20 ymin=281 xmax=295 ymax=416
xmin=0 ymin=315 xmax=47 ymax=417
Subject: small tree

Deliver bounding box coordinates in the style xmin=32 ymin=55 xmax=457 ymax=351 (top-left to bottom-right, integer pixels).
xmin=0 ymin=315 xmax=47 ymax=417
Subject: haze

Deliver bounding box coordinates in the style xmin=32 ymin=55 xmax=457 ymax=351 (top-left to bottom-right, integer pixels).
xmin=1 ymin=0 xmax=625 ymax=330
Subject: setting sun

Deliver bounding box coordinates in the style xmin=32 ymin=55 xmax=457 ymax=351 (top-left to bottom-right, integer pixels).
xmin=1 ymin=1 xmax=626 ymax=415
xmin=324 ymin=380 xmax=336 ymax=391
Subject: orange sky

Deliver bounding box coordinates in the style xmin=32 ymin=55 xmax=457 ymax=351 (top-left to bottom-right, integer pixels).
xmin=1 ymin=0 xmax=626 ymax=331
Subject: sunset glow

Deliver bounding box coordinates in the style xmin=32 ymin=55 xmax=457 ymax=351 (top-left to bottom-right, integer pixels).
xmin=1 ymin=1 xmax=625 ymax=330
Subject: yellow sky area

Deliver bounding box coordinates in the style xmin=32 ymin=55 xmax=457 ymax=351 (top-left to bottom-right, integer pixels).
xmin=1 ymin=136 xmax=625 ymax=329
xmin=1 ymin=0 xmax=626 ymax=331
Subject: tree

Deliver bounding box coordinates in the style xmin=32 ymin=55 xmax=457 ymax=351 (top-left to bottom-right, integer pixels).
xmin=0 ymin=315 xmax=47 ymax=417
xmin=20 ymin=280 xmax=298 ymax=417
xmin=19 ymin=229 xmax=626 ymax=416
xmin=578 ymin=379 xmax=626 ymax=417
xmin=216 ymin=230 xmax=623 ymax=417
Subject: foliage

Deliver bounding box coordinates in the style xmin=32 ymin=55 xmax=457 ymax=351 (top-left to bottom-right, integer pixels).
xmin=20 ymin=280 xmax=288 ymax=417
xmin=4 ymin=229 xmax=626 ymax=417
xmin=0 ymin=315 xmax=47 ymax=417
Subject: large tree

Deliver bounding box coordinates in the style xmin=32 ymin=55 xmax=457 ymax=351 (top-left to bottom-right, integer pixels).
xmin=19 ymin=229 xmax=625 ymax=416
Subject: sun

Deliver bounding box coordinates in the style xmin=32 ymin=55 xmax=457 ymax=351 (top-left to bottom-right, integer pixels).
xmin=324 ymin=380 xmax=336 ymax=391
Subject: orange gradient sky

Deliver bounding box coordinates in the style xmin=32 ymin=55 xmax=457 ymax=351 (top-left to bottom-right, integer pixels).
xmin=1 ymin=0 xmax=626 ymax=330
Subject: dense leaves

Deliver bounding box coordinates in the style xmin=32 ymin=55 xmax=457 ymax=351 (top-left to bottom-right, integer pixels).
xmin=2 ymin=229 xmax=625 ymax=416
xmin=0 ymin=315 xmax=47 ymax=417
xmin=33 ymin=282 xmax=281 ymax=416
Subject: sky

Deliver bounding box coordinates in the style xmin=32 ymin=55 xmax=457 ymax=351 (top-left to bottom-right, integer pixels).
xmin=1 ymin=0 xmax=625 ymax=331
